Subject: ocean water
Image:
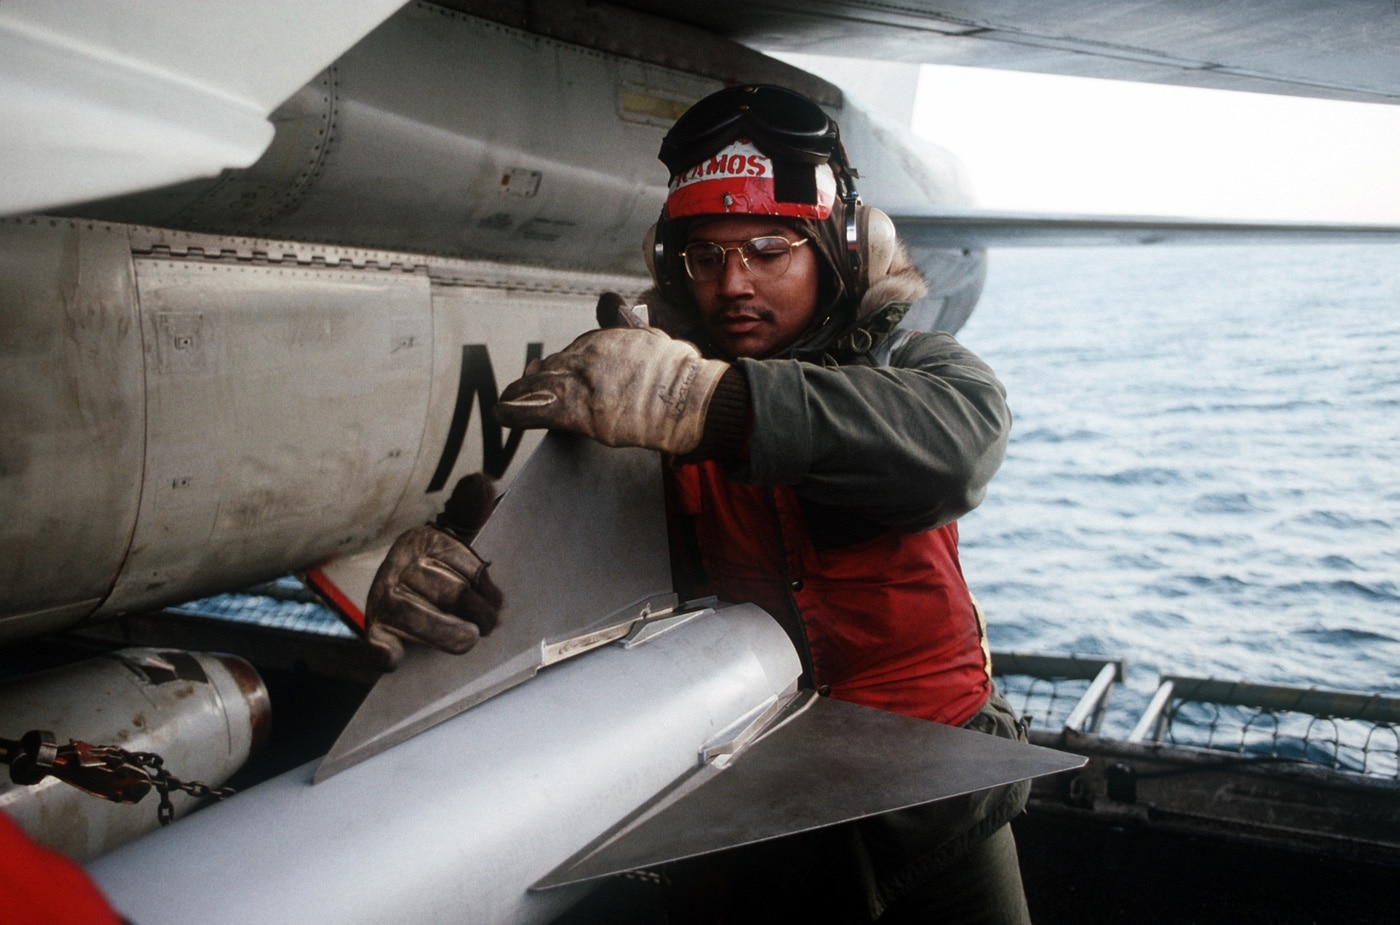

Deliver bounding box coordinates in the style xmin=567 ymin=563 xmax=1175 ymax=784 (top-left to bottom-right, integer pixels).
xmin=956 ymin=243 xmax=1400 ymax=733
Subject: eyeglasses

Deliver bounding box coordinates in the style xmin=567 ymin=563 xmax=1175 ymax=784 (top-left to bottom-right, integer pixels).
xmin=680 ymin=236 xmax=810 ymax=282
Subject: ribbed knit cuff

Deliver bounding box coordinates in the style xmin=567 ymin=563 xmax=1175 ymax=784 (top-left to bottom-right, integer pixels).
xmin=684 ymin=366 xmax=750 ymax=462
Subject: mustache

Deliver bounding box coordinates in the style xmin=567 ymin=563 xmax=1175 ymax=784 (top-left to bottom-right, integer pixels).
xmin=717 ymin=305 xmax=775 ymax=322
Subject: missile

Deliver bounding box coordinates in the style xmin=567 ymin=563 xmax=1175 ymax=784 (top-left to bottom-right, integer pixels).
xmin=85 ymin=435 xmax=1081 ymax=922
xmin=0 ymin=646 xmax=269 ymax=860
xmin=87 ymin=604 xmax=800 ymax=923
xmin=85 ymin=605 xmax=1078 ymax=923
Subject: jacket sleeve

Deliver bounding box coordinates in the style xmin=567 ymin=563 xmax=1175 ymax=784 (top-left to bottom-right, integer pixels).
xmin=732 ymin=331 xmax=1010 ymax=531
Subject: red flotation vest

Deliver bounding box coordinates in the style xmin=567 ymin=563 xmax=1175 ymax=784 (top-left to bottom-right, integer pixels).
xmin=669 ymin=460 xmax=992 ymax=726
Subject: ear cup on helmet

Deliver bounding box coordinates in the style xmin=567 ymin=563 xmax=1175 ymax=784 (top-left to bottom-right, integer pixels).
xmin=644 ymin=220 xmax=684 ymax=293
xmin=643 ymin=223 xmax=659 ymax=283
xmin=644 ymin=220 xmax=697 ymax=322
xmin=859 ymin=206 xmax=896 ymax=291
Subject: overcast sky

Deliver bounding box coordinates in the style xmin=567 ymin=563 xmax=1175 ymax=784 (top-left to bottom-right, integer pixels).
xmin=911 ymin=65 xmax=1400 ymax=223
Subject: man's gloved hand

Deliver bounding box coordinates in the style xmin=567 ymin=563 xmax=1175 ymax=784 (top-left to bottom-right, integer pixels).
xmin=495 ymin=323 xmax=729 ymax=455
xmin=364 ymin=473 xmax=503 ymax=671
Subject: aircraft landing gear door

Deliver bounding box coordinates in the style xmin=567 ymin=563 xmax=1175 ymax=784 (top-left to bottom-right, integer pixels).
xmin=101 ymin=253 xmax=433 ymax=617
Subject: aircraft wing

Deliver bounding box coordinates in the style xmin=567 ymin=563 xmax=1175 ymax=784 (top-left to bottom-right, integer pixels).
xmin=0 ymin=0 xmax=404 ymax=214
xmin=614 ymin=0 xmax=1400 ymax=107
xmin=892 ymin=210 xmax=1400 ymax=249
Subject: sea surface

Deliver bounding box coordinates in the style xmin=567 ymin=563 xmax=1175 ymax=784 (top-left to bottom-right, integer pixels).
xmin=955 ymin=243 xmax=1400 ymax=734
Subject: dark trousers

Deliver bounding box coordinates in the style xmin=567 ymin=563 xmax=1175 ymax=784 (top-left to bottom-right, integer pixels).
xmin=649 ymin=820 xmax=1028 ymax=924
xmin=878 ymin=823 xmax=1030 ymax=925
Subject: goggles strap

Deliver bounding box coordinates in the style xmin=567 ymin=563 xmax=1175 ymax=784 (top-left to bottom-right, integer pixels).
xmin=771 ymin=157 xmax=817 ymax=206
xmin=836 ymin=152 xmax=862 ymax=278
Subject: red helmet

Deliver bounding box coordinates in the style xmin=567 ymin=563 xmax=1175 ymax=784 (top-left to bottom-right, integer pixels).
xmin=652 ymin=85 xmax=867 ymax=307
xmin=658 ymin=84 xmax=855 ymax=223
xmin=663 ymin=136 xmax=838 ymax=221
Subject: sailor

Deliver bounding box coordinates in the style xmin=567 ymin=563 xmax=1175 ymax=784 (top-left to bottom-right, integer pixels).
xmin=368 ymin=84 xmax=1026 ymax=923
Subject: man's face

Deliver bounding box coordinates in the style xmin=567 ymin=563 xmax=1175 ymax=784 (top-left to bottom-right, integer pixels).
xmin=684 ymin=215 xmax=821 ymax=359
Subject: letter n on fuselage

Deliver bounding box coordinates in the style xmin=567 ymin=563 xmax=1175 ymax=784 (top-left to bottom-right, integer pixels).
xmin=427 ymin=343 xmax=542 ymax=489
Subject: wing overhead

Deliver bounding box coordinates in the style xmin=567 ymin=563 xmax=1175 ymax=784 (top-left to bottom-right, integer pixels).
xmin=0 ymin=0 xmax=405 ymax=215
xmin=612 ymin=0 xmax=1400 ymax=107
xmin=892 ymin=210 xmax=1400 ymax=249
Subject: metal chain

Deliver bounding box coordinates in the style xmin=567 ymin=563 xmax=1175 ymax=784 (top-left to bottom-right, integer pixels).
xmin=116 ymin=748 xmax=237 ymax=826
xmin=3 ymin=731 xmax=236 ymax=826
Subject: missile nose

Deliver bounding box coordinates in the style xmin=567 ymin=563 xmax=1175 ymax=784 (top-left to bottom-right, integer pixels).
xmin=211 ymin=653 xmax=272 ymax=755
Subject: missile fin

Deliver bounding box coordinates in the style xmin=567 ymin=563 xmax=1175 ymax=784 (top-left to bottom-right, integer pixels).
xmin=316 ymin=433 xmax=674 ymax=782
xmin=534 ymin=693 xmax=1085 ymax=890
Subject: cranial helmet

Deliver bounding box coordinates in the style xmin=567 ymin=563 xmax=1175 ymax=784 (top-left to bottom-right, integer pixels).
xmin=663 ymin=136 xmax=839 ymax=221
xmin=648 ymin=84 xmax=897 ymax=314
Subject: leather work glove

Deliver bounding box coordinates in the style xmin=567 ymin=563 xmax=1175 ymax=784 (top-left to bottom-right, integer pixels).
xmin=364 ymin=473 xmax=503 ymax=671
xmin=495 ymin=320 xmax=729 ymax=455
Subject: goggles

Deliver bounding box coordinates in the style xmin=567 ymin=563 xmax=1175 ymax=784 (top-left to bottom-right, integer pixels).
xmin=680 ymin=235 xmax=811 ymax=282
xmin=659 ymin=85 xmax=842 ymax=176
